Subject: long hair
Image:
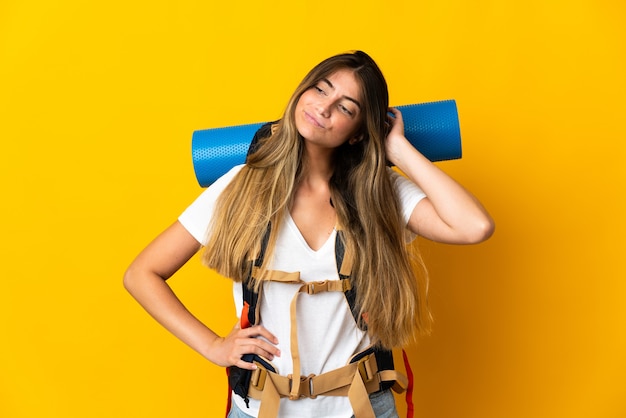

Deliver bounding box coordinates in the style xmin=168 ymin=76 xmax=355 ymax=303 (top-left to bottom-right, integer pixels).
xmin=203 ymin=51 xmax=431 ymax=348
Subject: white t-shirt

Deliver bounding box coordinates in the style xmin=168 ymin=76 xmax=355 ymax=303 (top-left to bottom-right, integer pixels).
xmin=178 ymin=164 xmax=426 ymax=418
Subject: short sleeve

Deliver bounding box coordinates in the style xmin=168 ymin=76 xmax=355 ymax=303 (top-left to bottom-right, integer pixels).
xmin=388 ymin=167 xmax=427 ymax=225
xmin=178 ymin=164 xmax=244 ymax=245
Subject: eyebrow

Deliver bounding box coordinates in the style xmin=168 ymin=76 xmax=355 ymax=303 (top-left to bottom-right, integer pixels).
xmin=321 ymin=78 xmax=362 ymax=109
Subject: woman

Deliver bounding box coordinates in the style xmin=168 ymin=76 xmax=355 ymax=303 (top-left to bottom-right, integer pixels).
xmin=124 ymin=50 xmax=494 ymax=418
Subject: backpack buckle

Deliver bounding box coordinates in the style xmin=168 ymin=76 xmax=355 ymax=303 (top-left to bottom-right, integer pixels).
xmin=307 ymin=281 xmax=328 ymax=295
xmin=357 ymin=355 xmax=376 ymax=383
xmin=305 ymin=280 xmax=351 ymax=295
xmin=250 ymin=362 xmax=268 ymax=391
xmin=287 ymin=374 xmax=317 ymax=399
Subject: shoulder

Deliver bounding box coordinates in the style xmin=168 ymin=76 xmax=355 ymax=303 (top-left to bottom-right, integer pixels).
xmin=196 ymin=164 xmax=246 ymax=201
xmin=387 ymin=167 xmax=427 ymax=224
xmin=178 ymin=164 xmax=245 ymax=243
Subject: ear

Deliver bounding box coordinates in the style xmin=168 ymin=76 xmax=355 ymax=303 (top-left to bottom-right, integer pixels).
xmin=348 ymin=133 xmax=364 ymax=145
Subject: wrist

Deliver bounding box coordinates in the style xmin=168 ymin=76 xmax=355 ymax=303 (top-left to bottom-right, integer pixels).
xmin=199 ymin=334 xmax=224 ymax=364
xmin=388 ymin=135 xmax=421 ymax=170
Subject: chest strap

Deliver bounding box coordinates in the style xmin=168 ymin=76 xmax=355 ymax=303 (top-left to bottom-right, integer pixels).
xmin=236 ymin=227 xmax=407 ymax=417
xmin=251 ymin=268 xmax=352 ymax=399
xmin=246 ymin=268 xmax=407 ymax=417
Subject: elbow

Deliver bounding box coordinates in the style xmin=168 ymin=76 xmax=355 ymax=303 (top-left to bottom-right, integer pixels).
xmin=123 ymin=261 xmax=169 ymax=296
xmin=465 ymin=216 xmax=495 ymax=244
xmin=122 ymin=267 xmax=133 ymax=293
xmin=123 ymin=264 xmax=140 ymax=294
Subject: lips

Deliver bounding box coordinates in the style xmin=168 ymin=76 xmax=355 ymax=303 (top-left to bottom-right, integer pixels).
xmin=303 ymin=111 xmax=324 ymax=128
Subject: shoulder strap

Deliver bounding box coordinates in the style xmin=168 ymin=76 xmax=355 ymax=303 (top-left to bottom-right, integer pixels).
xmin=242 ymin=225 xmax=355 ymax=328
xmin=337 ymin=230 xmax=397 ymax=392
xmin=240 ymin=224 xmax=271 ymax=328
xmin=238 ymin=224 xmax=398 ymax=394
xmin=246 ymin=121 xmax=278 ymax=159
xmin=335 ymin=230 xmax=359 ymax=323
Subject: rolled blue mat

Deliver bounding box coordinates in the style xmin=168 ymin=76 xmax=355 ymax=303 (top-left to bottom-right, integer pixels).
xmin=192 ymin=99 xmax=461 ymax=187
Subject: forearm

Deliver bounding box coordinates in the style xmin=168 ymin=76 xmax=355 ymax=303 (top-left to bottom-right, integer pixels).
xmin=123 ymin=269 xmax=221 ymax=362
xmin=389 ymin=135 xmax=494 ymax=243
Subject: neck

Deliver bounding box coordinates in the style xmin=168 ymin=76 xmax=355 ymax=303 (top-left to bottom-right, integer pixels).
xmin=300 ymin=144 xmax=335 ymax=183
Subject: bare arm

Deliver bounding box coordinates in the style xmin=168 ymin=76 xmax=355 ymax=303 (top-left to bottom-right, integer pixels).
xmin=123 ymin=221 xmax=280 ymax=370
xmin=386 ymin=107 xmax=495 ymax=244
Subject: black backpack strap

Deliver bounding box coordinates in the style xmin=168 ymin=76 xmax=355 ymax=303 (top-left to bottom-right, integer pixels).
xmin=231 ymin=206 xmax=397 ymax=405
xmin=246 ymin=121 xmax=277 ymax=160
xmin=242 ymin=223 xmax=271 ymax=328
xmin=229 ymin=224 xmax=272 ymax=406
xmin=350 ymin=346 xmax=396 ymax=392
xmin=337 ymin=231 xmax=396 ymax=392
xmin=335 ymin=230 xmax=359 ymax=324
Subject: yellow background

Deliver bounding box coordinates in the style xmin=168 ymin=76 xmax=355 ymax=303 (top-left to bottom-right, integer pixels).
xmin=1 ymin=1 xmax=625 ymax=417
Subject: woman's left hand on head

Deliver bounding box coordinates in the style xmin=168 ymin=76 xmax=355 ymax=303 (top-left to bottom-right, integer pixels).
xmin=385 ymin=107 xmax=413 ymax=166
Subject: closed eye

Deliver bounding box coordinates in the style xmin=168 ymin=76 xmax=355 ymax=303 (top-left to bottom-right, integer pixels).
xmin=313 ymin=85 xmax=326 ymax=95
xmin=339 ymin=104 xmax=353 ymax=116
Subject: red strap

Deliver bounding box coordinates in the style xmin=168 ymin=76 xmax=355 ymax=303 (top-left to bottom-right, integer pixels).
xmin=225 ymin=368 xmax=232 ymax=418
xmin=241 ymin=301 xmax=251 ymax=329
xmin=402 ymin=349 xmax=414 ymax=418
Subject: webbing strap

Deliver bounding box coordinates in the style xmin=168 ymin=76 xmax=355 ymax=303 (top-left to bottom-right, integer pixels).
xmin=241 ymin=224 xmax=407 ymax=417
xmin=348 ymin=371 xmax=374 ymax=418
xmin=258 ymin=372 xmax=281 ymax=418
xmin=289 ymin=279 xmax=349 ymax=400
xmin=249 ymin=353 xmax=405 ymax=418
xmin=250 ymin=265 xmax=354 ymax=401
xmin=339 ymin=242 xmax=354 ymax=277
xmin=251 ymin=267 xmax=301 ymax=284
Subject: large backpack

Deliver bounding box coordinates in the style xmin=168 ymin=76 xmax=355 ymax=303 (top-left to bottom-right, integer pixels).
xmin=224 ymin=123 xmax=415 ymax=418
xmin=225 ymin=225 xmax=413 ymax=418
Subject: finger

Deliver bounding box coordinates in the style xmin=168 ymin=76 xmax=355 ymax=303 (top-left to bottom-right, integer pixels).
xmin=233 ymin=357 xmax=259 ymax=371
xmin=228 ymin=326 xmax=281 ymax=362
xmin=245 ymin=325 xmax=279 ymax=345
xmin=237 ymin=336 xmax=281 ymax=359
xmin=250 ymin=338 xmax=281 ymax=359
xmin=388 ymin=107 xmax=403 ymax=121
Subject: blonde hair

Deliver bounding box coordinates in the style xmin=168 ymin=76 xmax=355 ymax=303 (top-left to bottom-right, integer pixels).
xmin=203 ymin=51 xmax=431 ymax=348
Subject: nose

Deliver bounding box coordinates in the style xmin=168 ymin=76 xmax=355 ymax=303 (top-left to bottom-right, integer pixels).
xmin=316 ymin=100 xmax=331 ymax=118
